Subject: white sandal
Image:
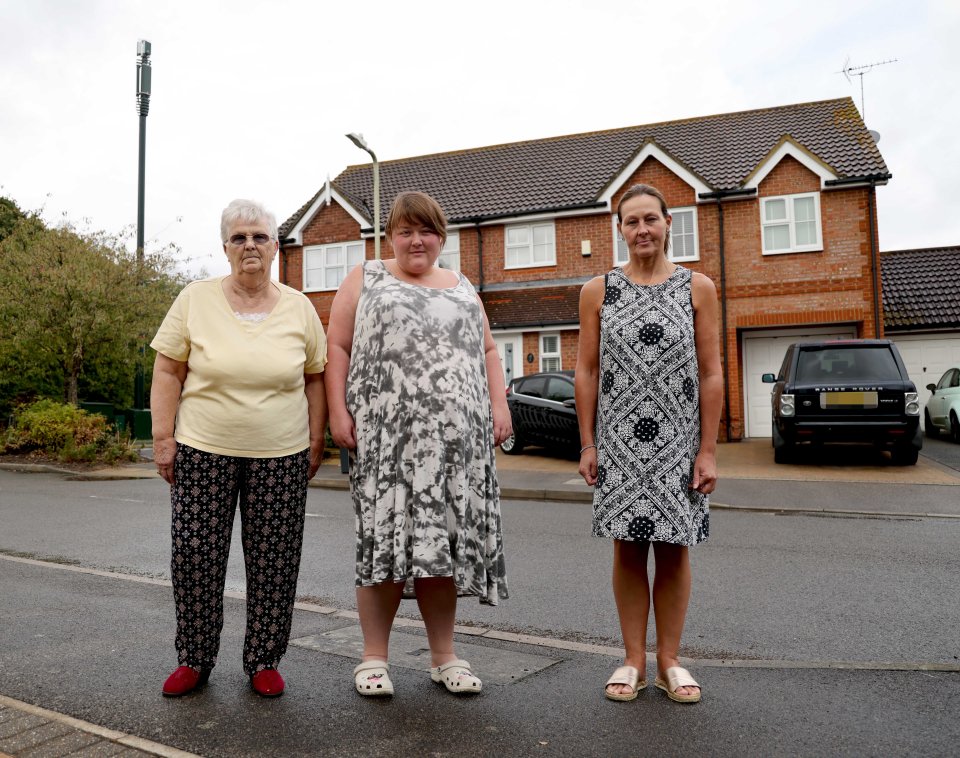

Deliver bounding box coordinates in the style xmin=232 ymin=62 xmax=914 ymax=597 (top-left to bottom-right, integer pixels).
xmin=655 ymin=666 xmax=701 ymax=703
xmin=430 ymin=659 xmax=482 ymax=694
xmin=354 ymin=660 xmax=394 ymax=696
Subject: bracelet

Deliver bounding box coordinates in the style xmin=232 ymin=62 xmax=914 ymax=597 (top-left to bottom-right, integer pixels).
xmin=579 ymin=444 xmax=596 ymax=454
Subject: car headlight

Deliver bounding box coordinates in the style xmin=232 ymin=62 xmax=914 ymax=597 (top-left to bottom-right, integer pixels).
xmin=779 ymin=393 xmax=795 ymax=417
xmin=905 ymin=392 xmax=920 ymax=416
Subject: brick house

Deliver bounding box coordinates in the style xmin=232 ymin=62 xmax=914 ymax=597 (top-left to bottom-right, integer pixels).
xmin=279 ymin=97 xmax=891 ymax=441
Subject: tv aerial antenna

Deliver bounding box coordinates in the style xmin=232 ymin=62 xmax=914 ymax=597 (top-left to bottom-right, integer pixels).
xmin=839 ymin=56 xmax=897 ymax=124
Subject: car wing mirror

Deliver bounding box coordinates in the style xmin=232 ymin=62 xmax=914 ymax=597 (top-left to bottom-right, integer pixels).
xmin=761 ymin=373 xmax=776 ymax=383
xmin=926 ymin=383 xmax=937 ymax=393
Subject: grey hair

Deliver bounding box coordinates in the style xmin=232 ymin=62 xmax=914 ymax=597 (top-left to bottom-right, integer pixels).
xmin=220 ymin=198 xmax=278 ymax=242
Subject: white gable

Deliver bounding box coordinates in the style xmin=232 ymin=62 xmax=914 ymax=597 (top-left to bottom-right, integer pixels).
xmin=598 ymin=142 xmax=711 ymax=205
xmin=284 ymin=181 xmax=369 ymax=245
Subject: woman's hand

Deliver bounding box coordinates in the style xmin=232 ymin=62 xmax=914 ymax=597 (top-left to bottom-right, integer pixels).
xmin=491 ymin=403 xmax=513 ymax=447
xmin=579 ymin=446 xmax=598 ymax=486
xmin=329 ymin=410 xmax=357 ymax=451
xmin=690 ymin=450 xmax=717 ymax=494
xmin=154 ymin=437 xmax=177 ymax=484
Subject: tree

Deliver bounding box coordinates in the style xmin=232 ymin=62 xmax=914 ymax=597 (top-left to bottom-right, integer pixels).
xmin=0 ymin=219 xmax=186 ymax=413
xmin=0 ymin=197 xmax=24 ymax=242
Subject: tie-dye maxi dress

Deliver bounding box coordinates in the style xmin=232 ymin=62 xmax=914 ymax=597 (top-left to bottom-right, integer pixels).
xmin=346 ymin=260 xmax=508 ymax=605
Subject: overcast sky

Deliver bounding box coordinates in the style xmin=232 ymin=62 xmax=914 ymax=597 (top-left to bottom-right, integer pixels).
xmin=2 ymin=0 xmax=957 ymax=279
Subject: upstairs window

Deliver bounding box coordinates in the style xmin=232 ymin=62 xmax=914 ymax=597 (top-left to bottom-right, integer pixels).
xmin=613 ymin=216 xmax=629 ymax=266
xmin=761 ymin=192 xmax=822 ymax=255
xmin=304 ymin=241 xmax=364 ymax=291
xmin=506 ymin=222 xmax=556 ymax=268
xmin=668 ymin=208 xmax=699 ymax=262
xmin=438 ymin=231 xmax=460 ymax=271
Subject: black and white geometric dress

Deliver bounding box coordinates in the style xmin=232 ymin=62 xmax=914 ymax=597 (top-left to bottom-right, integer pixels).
xmin=592 ymin=266 xmax=709 ymax=546
xmin=346 ymin=260 xmax=508 ymax=605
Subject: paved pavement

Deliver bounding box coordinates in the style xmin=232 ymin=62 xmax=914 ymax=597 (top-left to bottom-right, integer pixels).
xmin=2 ymin=440 xmax=959 ymax=756
xmin=9 ymin=438 xmax=960 ymax=510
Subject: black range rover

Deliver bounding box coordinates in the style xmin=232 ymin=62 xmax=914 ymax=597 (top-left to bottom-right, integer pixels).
xmin=762 ymin=340 xmax=922 ymax=465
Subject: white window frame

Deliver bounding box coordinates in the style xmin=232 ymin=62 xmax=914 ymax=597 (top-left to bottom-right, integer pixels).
xmin=612 ymin=215 xmax=629 ymax=266
xmin=611 ymin=208 xmax=699 ymax=264
xmin=667 ymin=207 xmax=699 ymax=262
xmin=303 ymin=241 xmax=364 ymax=291
xmin=540 ymin=332 xmax=562 ymax=372
xmin=760 ymin=192 xmax=823 ymax=255
xmin=505 ymin=221 xmax=556 ymax=269
xmin=438 ymin=231 xmax=460 ymax=271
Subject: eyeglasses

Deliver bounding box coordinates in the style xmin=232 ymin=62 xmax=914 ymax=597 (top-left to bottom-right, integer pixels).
xmin=226 ymin=233 xmax=273 ymax=247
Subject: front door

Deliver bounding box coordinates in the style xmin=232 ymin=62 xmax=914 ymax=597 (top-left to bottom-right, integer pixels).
xmin=494 ymin=334 xmax=521 ymax=386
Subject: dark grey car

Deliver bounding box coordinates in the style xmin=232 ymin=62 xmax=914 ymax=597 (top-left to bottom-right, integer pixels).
xmin=501 ymin=370 xmax=579 ymax=455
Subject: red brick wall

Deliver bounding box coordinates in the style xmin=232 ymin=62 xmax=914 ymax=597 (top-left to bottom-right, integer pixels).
xmin=281 ymin=202 xmax=370 ymax=326
xmin=513 ymin=330 xmax=578 ymax=376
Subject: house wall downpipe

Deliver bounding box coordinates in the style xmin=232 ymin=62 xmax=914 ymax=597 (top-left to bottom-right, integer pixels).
xmin=715 ymin=200 xmax=734 ymax=441
xmin=475 ymin=220 xmax=484 ymax=291
xmin=866 ymin=181 xmax=882 ymax=337
xmin=698 ymin=189 xmax=750 ymax=442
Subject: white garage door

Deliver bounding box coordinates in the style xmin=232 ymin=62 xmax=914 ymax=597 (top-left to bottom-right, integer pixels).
xmin=891 ymin=334 xmax=960 ymax=429
xmin=742 ymin=326 xmax=856 ymax=438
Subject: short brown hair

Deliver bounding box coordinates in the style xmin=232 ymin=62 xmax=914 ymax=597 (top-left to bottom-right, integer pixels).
xmin=385 ymin=191 xmax=447 ymax=246
xmin=616 ymin=183 xmax=671 ymax=255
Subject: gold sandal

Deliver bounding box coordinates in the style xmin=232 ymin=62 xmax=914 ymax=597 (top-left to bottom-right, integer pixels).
xmin=604 ymin=665 xmax=647 ymax=701
xmin=655 ymin=666 xmax=701 ymax=703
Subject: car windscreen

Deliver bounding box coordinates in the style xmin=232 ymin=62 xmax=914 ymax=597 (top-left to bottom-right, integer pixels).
xmin=796 ymin=347 xmax=903 ymax=384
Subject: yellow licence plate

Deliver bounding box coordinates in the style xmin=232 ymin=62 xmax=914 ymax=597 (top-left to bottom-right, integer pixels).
xmin=820 ymin=391 xmax=879 ymax=409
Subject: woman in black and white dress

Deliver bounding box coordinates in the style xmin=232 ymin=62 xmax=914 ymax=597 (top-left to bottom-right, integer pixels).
xmin=575 ymin=183 xmax=722 ymax=704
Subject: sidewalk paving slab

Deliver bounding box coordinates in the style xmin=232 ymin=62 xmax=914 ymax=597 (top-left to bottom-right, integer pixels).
xmin=0 ymin=699 xmax=198 ymax=758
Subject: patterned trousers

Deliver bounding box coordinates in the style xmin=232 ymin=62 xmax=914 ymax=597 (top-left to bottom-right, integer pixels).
xmin=170 ymin=444 xmax=308 ymax=675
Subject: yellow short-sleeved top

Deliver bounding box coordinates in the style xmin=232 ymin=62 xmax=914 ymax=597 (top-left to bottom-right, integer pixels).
xmin=150 ymin=276 xmax=327 ymax=458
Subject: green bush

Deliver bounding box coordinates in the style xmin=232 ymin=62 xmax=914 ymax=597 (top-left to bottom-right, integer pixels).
xmin=1 ymin=398 xmax=139 ymax=464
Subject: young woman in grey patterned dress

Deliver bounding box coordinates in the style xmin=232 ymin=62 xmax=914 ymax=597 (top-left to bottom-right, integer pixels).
xmin=326 ymin=191 xmax=511 ymax=697
xmin=575 ymin=184 xmax=722 ymax=704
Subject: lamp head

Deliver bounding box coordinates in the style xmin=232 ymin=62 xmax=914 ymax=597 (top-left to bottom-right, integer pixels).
xmin=346 ymin=133 xmax=368 ymax=151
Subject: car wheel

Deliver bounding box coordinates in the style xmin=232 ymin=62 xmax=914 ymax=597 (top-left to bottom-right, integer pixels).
xmin=500 ymin=432 xmax=525 ymax=455
xmin=772 ymin=424 xmax=792 ymax=464
xmin=951 ymin=412 xmax=960 ymax=444
xmin=924 ymin=409 xmax=939 ymax=438
xmin=891 ymin=444 xmax=919 ymax=466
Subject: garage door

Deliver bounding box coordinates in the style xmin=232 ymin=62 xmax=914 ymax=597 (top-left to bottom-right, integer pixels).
xmin=890 ymin=334 xmax=960 ymax=429
xmin=742 ymin=327 xmax=856 ymax=438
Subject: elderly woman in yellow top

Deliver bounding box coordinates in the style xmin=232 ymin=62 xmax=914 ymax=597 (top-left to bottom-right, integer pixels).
xmin=150 ymin=198 xmax=327 ymax=699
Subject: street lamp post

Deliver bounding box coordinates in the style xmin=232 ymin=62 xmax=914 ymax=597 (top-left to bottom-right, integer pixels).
xmin=134 ymin=39 xmax=152 ymax=411
xmin=345 ymin=133 xmax=380 ymax=260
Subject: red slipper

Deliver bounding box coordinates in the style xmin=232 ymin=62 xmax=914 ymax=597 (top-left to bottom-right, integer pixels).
xmin=251 ymin=668 xmax=285 ymax=698
xmin=162 ymin=666 xmax=210 ymax=697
